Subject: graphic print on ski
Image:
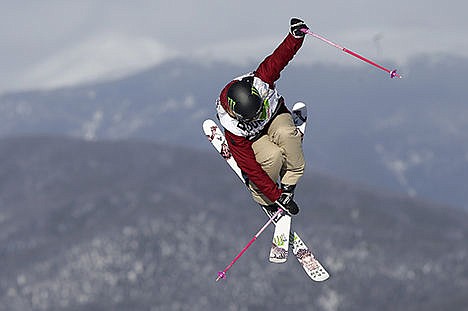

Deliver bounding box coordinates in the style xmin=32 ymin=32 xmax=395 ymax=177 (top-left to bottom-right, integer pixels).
xmin=203 ymin=102 xmax=329 ymax=282
xmin=269 ymin=214 xmax=290 ymax=263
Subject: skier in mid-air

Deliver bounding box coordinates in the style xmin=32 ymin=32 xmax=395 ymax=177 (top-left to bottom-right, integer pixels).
xmin=216 ymin=18 xmax=308 ymax=216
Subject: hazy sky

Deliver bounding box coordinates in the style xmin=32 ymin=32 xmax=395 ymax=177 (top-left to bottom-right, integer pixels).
xmin=2 ymin=0 xmax=467 ymax=93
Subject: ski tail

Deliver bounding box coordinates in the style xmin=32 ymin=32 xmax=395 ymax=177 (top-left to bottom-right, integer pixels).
xmin=269 ymin=213 xmax=291 ymax=263
xmin=292 ymin=232 xmax=330 ymax=281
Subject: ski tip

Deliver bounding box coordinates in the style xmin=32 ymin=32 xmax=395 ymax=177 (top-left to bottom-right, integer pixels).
xmin=292 ymin=101 xmax=306 ymax=111
xmin=203 ymin=119 xmax=216 ymax=127
xmin=292 ymin=102 xmax=307 ymax=135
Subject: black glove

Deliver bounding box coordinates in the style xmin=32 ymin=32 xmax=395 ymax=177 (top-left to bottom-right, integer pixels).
xmin=290 ymin=18 xmax=308 ymax=39
xmin=275 ymin=191 xmax=299 ymax=215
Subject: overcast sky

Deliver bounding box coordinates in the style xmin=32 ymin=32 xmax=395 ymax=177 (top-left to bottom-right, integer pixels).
xmin=2 ymin=0 xmax=467 ymax=94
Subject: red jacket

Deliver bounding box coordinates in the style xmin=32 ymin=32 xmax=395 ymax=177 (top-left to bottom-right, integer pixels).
xmin=218 ymin=33 xmax=304 ymax=202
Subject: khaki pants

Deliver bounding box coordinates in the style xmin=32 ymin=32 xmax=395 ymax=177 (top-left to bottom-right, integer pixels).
xmin=249 ymin=113 xmax=305 ymax=205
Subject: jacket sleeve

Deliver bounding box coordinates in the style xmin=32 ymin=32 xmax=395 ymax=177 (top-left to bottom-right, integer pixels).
xmin=225 ymin=130 xmax=282 ymax=203
xmin=255 ymin=33 xmax=304 ymax=86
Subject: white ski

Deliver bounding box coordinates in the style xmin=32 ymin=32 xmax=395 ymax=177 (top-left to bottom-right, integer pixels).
xmin=292 ymin=232 xmax=329 ymax=281
xmin=262 ymin=207 xmax=329 ymax=281
xmin=269 ymin=213 xmax=291 ymax=263
xmin=203 ymin=106 xmax=329 ymax=281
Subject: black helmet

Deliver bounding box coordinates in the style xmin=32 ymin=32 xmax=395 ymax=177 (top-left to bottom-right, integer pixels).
xmin=227 ymin=77 xmax=263 ymax=122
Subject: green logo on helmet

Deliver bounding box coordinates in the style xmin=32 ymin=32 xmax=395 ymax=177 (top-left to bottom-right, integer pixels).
xmin=227 ymin=96 xmax=236 ymax=112
xmin=251 ymin=85 xmax=260 ymax=97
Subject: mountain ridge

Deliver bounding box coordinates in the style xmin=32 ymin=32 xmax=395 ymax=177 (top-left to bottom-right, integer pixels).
xmin=1 ymin=55 xmax=467 ymax=210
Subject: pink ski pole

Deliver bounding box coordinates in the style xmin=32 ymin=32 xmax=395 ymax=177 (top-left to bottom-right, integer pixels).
xmin=301 ymin=28 xmax=402 ymax=79
xmin=216 ymin=208 xmax=283 ymax=282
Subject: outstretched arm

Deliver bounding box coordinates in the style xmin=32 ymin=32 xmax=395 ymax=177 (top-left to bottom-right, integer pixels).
xmin=255 ymin=18 xmax=308 ymax=86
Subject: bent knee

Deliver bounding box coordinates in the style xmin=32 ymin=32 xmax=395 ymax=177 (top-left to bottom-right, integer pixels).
xmin=267 ymin=148 xmax=283 ymax=166
xmin=274 ymin=125 xmax=298 ymax=140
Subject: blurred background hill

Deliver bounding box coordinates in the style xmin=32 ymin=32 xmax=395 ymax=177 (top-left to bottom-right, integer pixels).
xmin=1 ymin=57 xmax=467 ymax=210
xmin=0 ymin=137 xmax=466 ymax=310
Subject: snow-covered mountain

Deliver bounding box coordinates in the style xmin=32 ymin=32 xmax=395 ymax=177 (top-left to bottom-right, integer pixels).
xmin=0 ymin=54 xmax=467 ymax=209
xmin=0 ymin=136 xmax=466 ymax=311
